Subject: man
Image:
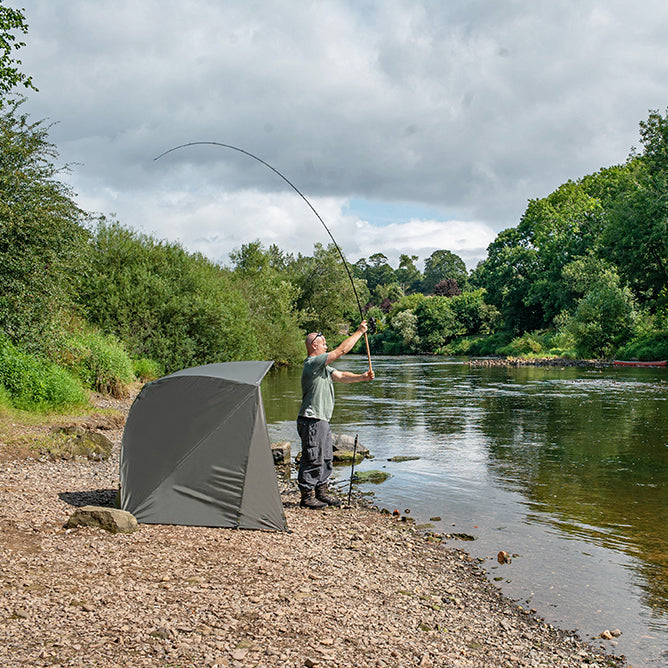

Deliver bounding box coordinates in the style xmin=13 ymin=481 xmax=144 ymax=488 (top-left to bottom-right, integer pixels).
xmin=297 ymin=321 xmax=375 ymax=509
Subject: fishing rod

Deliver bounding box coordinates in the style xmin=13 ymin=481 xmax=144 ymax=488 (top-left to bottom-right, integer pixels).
xmin=154 ymin=141 xmax=373 ymax=371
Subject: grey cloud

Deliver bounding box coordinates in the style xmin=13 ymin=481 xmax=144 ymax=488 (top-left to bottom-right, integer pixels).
xmin=15 ymin=0 xmax=668 ymax=264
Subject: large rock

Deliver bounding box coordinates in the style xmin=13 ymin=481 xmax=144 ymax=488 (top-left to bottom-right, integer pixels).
xmin=67 ymin=506 xmax=138 ymax=533
xmin=353 ymin=470 xmax=391 ymax=484
xmin=271 ymin=441 xmax=291 ymax=465
xmin=332 ymin=433 xmax=369 ymax=464
xmin=51 ymin=426 xmax=113 ymax=461
xmin=293 ymin=433 xmax=371 ymax=464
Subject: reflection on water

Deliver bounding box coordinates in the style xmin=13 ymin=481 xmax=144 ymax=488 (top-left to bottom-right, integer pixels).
xmin=263 ymin=356 xmax=668 ymax=666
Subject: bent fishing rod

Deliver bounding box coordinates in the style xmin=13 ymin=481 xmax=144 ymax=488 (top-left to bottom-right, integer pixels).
xmin=154 ymin=141 xmax=373 ymax=371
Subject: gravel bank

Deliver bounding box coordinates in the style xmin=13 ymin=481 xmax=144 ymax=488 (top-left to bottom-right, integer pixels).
xmin=0 ymin=396 xmax=626 ymax=668
xmin=468 ymin=358 xmax=611 ymax=368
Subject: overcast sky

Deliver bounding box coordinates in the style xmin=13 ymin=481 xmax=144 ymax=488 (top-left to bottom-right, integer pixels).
xmin=14 ymin=0 xmax=668 ymax=270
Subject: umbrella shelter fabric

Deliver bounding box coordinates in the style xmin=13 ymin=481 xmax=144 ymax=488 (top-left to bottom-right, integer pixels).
xmin=119 ymin=361 xmax=287 ymax=531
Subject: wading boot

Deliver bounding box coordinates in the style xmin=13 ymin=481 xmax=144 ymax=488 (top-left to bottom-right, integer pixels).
xmin=315 ymin=483 xmax=341 ymax=507
xmin=300 ymin=489 xmax=327 ymax=510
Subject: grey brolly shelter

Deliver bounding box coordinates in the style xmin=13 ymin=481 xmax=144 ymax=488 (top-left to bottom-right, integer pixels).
xmin=119 ymin=361 xmax=287 ymax=531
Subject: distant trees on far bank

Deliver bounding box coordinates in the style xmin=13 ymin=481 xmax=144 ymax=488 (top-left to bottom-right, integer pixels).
xmin=3 ymin=100 xmax=668 ymax=414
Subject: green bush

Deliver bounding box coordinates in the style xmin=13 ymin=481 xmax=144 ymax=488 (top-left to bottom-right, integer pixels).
xmin=567 ymin=283 xmax=636 ymax=358
xmin=390 ymin=309 xmax=420 ymax=353
xmin=501 ymin=332 xmax=548 ymax=357
xmin=415 ymin=297 xmax=459 ymax=352
xmin=475 ymin=331 xmax=513 ymax=356
xmin=132 ymin=357 xmax=163 ymax=382
xmin=79 ymin=221 xmax=262 ymax=373
xmin=0 ymin=336 xmax=88 ymax=411
xmin=49 ymin=329 xmax=135 ymax=397
xmin=0 ymin=104 xmax=91 ymax=352
xmin=440 ymin=336 xmax=476 ymax=356
xmin=0 ymin=383 xmax=11 ymax=410
xmin=616 ymin=331 xmax=668 ymax=361
xmin=436 ymin=331 xmax=513 ymax=357
xmin=448 ymin=289 xmax=499 ymax=335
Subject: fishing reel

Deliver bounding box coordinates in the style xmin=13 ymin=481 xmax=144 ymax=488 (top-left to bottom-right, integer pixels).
xmin=367 ymin=316 xmax=377 ymax=335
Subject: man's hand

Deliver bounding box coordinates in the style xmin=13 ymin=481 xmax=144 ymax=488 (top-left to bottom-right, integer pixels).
xmin=362 ymin=368 xmax=375 ymax=381
xmin=358 ymin=319 xmax=368 ymax=334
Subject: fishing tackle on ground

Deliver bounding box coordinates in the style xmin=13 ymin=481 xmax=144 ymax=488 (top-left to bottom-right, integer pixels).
xmin=154 ymin=141 xmax=372 ymax=371
xmin=347 ymin=433 xmax=359 ymax=507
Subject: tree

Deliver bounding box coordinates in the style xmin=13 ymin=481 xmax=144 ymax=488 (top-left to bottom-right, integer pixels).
xmin=448 ymin=289 xmax=498 ymax=335
xmin=560 ymin=256 xmax=637 ymax=358
xmin=415 ymin=297 xmax=460 ymax=352
xmin=79 ymin=220 xmax=261 ymax=372
xmin=395 ymin=254 xmax=422 ymax=293
xmin=519 ymin=181 xmax=606 ymax=323
xmin=639 ymin=107 xmax=668 ymax=176
xmin=391 ymin=310 xmax=420 ymax=352
xmin=601 ymin=111 xmax=668 ymax=305
xmin=433 ymin=279 xmax=461 ymax=297
xmin=230 ymin=240 xmax=303 ymax=365
xmin=422 ymin=250 xmax=468 ymax=294
xmin=354 ymin=252 xmax=395 ymax=295
xmin=567 ymin=284 xmax=636 ymax=358
xmin=371 ymin=281 xmax=403 ymax=306
xmin=0 ymin=103 xmax=90 ymax=350
xmin=471 ymin=228 xmax=543 ymax=334
xmin=472 ymin=170 xmax=621 ymax=334
xmin=0 ymin=3 xmax=37 ymax=107
xmin=289 ymin=243 xmax=368 ymax=338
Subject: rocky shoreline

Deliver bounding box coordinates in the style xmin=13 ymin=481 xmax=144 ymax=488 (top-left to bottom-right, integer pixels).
xmin=0 ymin=394 xmax=627 ymax=667
xmin=468 ymin=357 xmax=611 ymax=368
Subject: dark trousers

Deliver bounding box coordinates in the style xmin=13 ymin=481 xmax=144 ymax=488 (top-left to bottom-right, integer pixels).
xmin=296 ymin=417 xmax=333 ymax=492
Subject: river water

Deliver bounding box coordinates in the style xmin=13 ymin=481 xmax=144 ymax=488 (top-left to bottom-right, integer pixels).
xmin=262 ymin=356 xmax=668 ymax=666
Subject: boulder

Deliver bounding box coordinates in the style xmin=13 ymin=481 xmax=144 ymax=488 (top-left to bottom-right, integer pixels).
xmin=332 ymin=433 xmax=369 ymax=464
xmin=66 ymin=505 xmax=138 ymax=534
xmin=271 ymin=441 xmax=291 ymax=465
xmin=51 ymin=426 xmax=113 ymax=461
xmin=294 ymin=433 xmax=370 ymax=464
xmin=353 ymin=470 xmax=391 ymax=484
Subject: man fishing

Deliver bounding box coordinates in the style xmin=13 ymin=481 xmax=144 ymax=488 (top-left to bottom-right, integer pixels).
xmin=297 ymin=321 xmax=374 ymax=509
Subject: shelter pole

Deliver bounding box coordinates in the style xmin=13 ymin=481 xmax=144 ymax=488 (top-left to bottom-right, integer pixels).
xmin=347 ymin=434 xmax=359 ymax=507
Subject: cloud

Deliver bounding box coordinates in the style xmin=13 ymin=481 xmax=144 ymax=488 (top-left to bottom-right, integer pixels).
xmin=16 ymin=0 xmax=668 ymax=269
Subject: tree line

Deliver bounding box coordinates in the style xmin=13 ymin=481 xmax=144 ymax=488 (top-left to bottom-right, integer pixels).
xmin=1 ymin=6 xmax=666 ymax=412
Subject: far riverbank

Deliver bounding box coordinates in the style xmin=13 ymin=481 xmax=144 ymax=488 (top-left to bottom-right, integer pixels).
xmin=468 ymin=357 xmax=612 ymax=368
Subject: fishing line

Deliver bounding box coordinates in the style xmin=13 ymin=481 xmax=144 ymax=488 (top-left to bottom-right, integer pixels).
xmin=154 ymin=141 xmax=374 ymax=370
xmin=154 ymin=141 xmax=367 ymax=319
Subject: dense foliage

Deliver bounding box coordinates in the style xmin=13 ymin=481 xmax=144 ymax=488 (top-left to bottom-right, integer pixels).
xmin=0 ymin=3 xmax=37 ymax=107
xmin=469 ymin=113 xmax=668 ymax=359
xmin=0 ymin=334 xmax=87 ymax=411
xmin=0 ymin=102 xmax=91 ymax=352
xmin=80 ymin=220 xmax=261 ymax=372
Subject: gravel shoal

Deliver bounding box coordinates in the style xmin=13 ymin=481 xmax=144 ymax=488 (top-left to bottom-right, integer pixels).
xmin=0 ymin=396 xmax=626 ymax=668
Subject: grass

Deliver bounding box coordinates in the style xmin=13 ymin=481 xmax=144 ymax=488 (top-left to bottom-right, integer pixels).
xmin=0 ymin=336 xmax=89 ymax=412
xmin=0 ymin=398 xmax=128 ymax=462
xmin=49 ymin=330 xmax=136 ymax=397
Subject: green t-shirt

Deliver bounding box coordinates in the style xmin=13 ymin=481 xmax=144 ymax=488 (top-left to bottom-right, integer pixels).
xmin=298 ymin=353 xmax=335 ymax=421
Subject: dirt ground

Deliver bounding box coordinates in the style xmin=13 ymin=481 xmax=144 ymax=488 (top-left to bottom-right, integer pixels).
xmin=0 ymin=393 xmax=627 ymax=667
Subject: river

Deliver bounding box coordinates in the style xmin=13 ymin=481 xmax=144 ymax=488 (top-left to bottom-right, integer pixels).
xmin=262 ymin=356 xmax=668 ymax=666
